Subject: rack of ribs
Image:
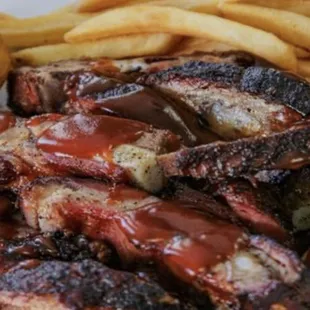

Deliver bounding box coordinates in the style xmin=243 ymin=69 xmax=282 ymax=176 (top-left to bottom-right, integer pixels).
xmin=16 ymin=176 xmax=309 ymax=310
xmin=2 ymin=55 xmax=310 ymax=309
xmin=0 ymin=217 xmax=191 ymax=310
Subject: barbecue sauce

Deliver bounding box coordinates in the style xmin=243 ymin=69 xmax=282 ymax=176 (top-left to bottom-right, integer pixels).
xmin=64 ymin=72 xmax=219 ymax=146
xmin=107 ymin=185 xmax=149 ymax=205
xmin=117 ymin=201 xmax=244 ymax=286
xmin=0 ymin=112 xmax=15 ymax=134
xmin=37 ymin=114 xmax=149 ymax=160
xmin=26 ymin=114 xmax=63 ymax=129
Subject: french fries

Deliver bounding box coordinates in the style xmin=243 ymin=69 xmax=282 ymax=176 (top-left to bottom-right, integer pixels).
xmin=65 ymin=5 xmax=297 ymax=70
xmin=0 ymin=12 xmax=93 ymax=49
xmin=220 ymin=3 xmax=310 ymax=50
xmin=219 ymin=0 xmax=310 ymax=17
xmin=49 ymin=4 xmax=75 ymax=14
xmin=0 ymin=36 xmax=11 ymax=86
xmin=75 ymin=0 xmax=131 ymax=12
xmin=0 ymin=12 xmax=17 ymax=20
xmin=130 ymin=0 xmax=220 ymax=15
xmin=172 ymin=37 xmax=239 ymax=56
xmin=293 ymin=46 xmax=310 ymax=59
xmin=13 ymin=34 xmax=180 ymax=66
xmin=298 ymin=60 xmax=310 ymax=78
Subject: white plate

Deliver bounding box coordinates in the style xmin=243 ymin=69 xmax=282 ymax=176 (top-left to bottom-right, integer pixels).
xmin=0 ymin=0 xmax=74 ymax=18
xmin=0 ymin=0 xmax=74 ymax=107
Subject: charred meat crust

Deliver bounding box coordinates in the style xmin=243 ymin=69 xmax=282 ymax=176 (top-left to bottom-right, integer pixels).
xmin=140 ymin=61 xmax=310 ymax=116
xmin=0 ymin=231 xmax=113 ymax=264
xmin=158 ymin=121 xmax=310 ymax=182
xmin=216 ymin=181 xmax=291 ymax=244
xmin=7 ymin=54 xmax=254 ymax=118
xmin=0 ymin=259 xmax=185 ymax=310
xmin=18 ymin=176 xmax=308 ymax=309
xmin=244 ymin=269 xmax=310 ymax=310
xmin=7 ymin=60 xmax=93 ymax=116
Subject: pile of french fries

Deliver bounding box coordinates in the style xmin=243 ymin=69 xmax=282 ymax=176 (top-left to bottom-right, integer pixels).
xmin=0 ymin=0 xmax=310 ymax=85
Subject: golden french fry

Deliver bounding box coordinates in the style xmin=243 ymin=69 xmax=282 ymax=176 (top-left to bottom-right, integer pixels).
xmin=76 ymin=0 xmax=130 ymax=12
xmin=130 ymin=0 xmax=220 ymax=15
xmin=65 ymin=5 xmax=297 ymax=70
xmin=13 ymin=34 xmax=180 ymax=66
xmin=220 ymin=3 xmax=310 ymax=50
xmin=298 ymin=60 xmax=310 ymax=77
xmin=172 ymin=37 xmax=239 ymax=56
xmin=0 ymin=36 xmax=11 ymax=86
xmin=49 ymin=4 xmax=75 ymax=14
xmin=0 ymin=12 xmax=17 ymax=20
xmin=219 ymin=0 xmax=310 ymax=17
xmin=0 ymin=12 xmax=94 ymax=49
xmin=293 ymin=45 xmax=310 ymax=59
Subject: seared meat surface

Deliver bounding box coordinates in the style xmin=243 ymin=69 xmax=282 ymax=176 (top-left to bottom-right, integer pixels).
xmin=93 ymin=52 xmax=256 ymax=75
xmin=0 ymin=259 xmax=186 ymax=310
xmin=158 ymin=120 xmax=310 ymax=182
xmin=4 ymin=55 xmax=310 ymax=309
xmin=8 ymin=53 xmax=255 ymax=117
xmin=140 ymin=61 xmax=309 ymax=139
xmin=0 ymin=112 xmax=179 ymax=192
xmin=0 ymin=219 xmax=188 ymax=310
xmin=19 ymin=177 xmax=308 ymax=309
xmin=282 ymin=167 xmax=310 ymax=232
xmin=216 ymin=181 xmax=291 ymax=244
xmin=9 ymin=64 xmax=218 ymax=147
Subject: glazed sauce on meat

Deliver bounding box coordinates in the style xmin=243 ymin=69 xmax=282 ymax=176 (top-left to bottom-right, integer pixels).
xmin=64 ymin=72 xmax=219 ymax=146
xmin=0 ymin=112 xmax=16 ymax=134
xmin=107 ymin=185 xmax=149 ymax=205
xmin=0 ymin=224 xmax=19 ymax=241
xmin=37 ymin=114 xmax=150 ymax=160
xmin=117 ymin=201 xmax=244 ymax=284
xmin=26 ymin=114 xmax=63 ymax=128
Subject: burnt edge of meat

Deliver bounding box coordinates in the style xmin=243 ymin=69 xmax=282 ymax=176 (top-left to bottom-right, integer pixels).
xmin=158 ymin=121 xmax=310 ymax=182
xmin=140 ymin=61 xmax=310 ymax=116
xmin=0 ymin=230 xmax=115 ymax=264
xmin=0 ymin=259 xmax=187 ymax=310
xmin=244 ymin=269 xmax=310 ymax=310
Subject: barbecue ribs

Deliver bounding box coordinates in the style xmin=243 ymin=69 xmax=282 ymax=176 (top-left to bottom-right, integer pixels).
xmin=19 ymin=177 xmax=309 ymax=310
xmin=3 ymin=55 xmax=310 ymax=309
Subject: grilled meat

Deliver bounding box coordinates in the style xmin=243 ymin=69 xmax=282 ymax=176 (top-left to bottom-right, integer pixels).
xmin=7 ymin=60 xmax=93 ymax=115
xmin=8 ymin=53 xmax=255 ymax=117
xmin=0 ymin=259 xmax=186 ymax=310
xmin=244 ymin=269 xmax=310 ymax=310
xmin=282 ymin=167 xmax=310 ymax=232
xmin=0 ymin=219 xmax=187 ymax=309
xmin=93 ymin=52 xmax=256 ymax=75
xmin=216 ymin=181 xmax=291 ymax=244
xmin=140 ymin=61 xmax=310 ymax=139
xmin=19 ymin=177 xmax=307 ymax=309
xmin=304 ymin=249 xmax=310 ymax=268
xmin=0 ymin=112 xmax=179 ymax=192
xmin=158 ymin=120 xmax=310 ymax=182
xmin=8 ymin=62 xmax=218 ymax=146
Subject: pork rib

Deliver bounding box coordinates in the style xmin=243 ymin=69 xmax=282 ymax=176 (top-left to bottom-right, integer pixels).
xmin=8 ymin=53 xmax=255 ymax=116
xmin=93 ymin=52 xmax=256 ymax=75
xmin=8 ymin=61 xmax=219 ymax=146
xmin=0 ymin=112 xmax=179 ymax=192
xmin=140 ymin=61 xmax=309 ymax=140
xmin=19 ymin=177 xmax=307 ymax=309
xmin=158 ymin=120 xmax=310 ymax=182
xmin=0 ymin=259 xmax=186 ymax=310
xmin=216 ymin=181 xmax=291 ymax=244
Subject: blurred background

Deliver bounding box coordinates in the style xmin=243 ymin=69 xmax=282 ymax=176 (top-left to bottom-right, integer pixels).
xmin=0 ymin=0 xmax=73 ymax=17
